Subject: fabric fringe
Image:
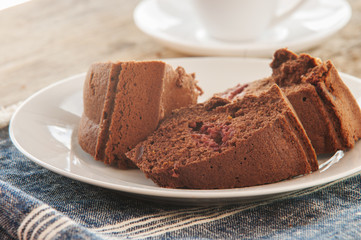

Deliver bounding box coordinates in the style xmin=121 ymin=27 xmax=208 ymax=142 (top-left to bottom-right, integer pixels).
xmin=0 ymin=102 xmax=22 ymax=129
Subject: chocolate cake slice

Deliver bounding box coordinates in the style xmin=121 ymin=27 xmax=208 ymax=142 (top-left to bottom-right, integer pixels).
xmin=78 ymin=61 xmax=201 ymax=169
xmin=126 ymin=84 xmax=317 ymax=189
xmin=270 ymin=48 xmax=361 ymax=154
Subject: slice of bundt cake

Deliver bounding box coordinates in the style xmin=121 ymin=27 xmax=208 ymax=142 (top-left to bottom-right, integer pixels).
xmin=78 ymin=61 xmax=202 ymax=169
xmin=126 ymin=84 xmax=317 ymax=189
xmin=270 ymin=48 xmax=361 ymax=154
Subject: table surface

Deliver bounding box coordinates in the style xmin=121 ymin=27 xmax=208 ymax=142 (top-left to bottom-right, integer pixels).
xmin=0 ymin=0 xmax=361 ymax=107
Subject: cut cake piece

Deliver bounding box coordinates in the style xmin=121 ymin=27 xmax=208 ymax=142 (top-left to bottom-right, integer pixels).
xmin=126 ymin=84 xmax=317 ymax=189
xmin=78 ymin=61 xmax=201 ymax=169
xmin=270 ymin=48 xmax=361 ymax=154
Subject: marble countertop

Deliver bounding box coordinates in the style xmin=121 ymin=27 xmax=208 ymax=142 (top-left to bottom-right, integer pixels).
xmin=0 ymin=0 xmax=360 ymax=107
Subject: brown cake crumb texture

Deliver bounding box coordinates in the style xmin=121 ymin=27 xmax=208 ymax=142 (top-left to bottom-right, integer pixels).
xmin=126 ymin=85 xmax=317 ymax=189
xmin=78 ymin=61 xmax=201 ymax=169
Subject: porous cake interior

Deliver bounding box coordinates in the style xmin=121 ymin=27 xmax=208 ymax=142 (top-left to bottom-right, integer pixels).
xmin=128 ymin=85 xmax=316 ymax=189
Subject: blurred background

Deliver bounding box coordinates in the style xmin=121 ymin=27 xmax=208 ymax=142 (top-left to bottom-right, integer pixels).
xmin=0 ymin=0 xmax=359 ymax=107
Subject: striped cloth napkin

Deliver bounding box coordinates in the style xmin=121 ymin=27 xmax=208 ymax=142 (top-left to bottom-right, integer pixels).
xmin=1 ymin=125 xmax=361 ymax=239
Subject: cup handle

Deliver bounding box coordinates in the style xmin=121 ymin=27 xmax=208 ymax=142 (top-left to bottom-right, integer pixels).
xmin=270 ymin=0 xmax=307 ymax=27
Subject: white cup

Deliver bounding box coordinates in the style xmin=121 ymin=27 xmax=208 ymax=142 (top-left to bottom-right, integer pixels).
xmin=192 ymin=0 xmax=305 ymax=42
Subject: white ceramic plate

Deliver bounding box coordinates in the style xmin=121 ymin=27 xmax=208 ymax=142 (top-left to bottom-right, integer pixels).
xmin=9 ymin=58 xmax=361 ymax=205
xmin=134 ymin=0 xmax=351 ymax=57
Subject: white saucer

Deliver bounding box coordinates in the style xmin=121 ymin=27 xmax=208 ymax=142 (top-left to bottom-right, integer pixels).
xmin=134 ymin=0 xmax=351 ymax=57
xmin=9 ymin=57 xmax=361 ymax=205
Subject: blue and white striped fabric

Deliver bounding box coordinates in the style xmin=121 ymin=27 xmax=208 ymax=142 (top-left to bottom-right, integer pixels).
xmin=1 ymin=126 xmax=361 ymax=240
